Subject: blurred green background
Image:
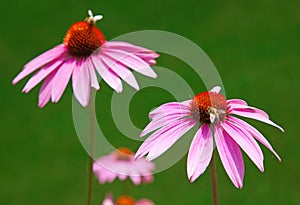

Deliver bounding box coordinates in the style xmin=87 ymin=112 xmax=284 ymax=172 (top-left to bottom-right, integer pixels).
xmin=1 ymin=0 xmax=299 ymax=204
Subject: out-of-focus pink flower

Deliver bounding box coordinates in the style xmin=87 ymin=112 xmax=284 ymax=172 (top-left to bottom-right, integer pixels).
xmin=93 ymin=147 xmax=155 ymax=185
xmin=102 ymin=194 xmax=154 ymax=205
xmin=136 ymin=86 xmax=284 ymax=188
xmin=12 ymin=10 xmax=159 ymax=107
xmin=102 ymin=194 xmax=155 ymax=205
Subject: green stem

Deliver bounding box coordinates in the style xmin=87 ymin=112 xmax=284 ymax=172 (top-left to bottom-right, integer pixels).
xmin=210 ymin=151 xmax=218 ymax=205
xmin=87 ymin=99 xmax=95 ymax=205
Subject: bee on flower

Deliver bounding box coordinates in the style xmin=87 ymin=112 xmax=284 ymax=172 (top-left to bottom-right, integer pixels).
xmin=135 ymin=86 xmax=284 ymax=188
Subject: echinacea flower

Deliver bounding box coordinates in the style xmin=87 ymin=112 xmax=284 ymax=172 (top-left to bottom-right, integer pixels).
xmin=135 ymin=86 xmax=284 ymax=188
xmin=93 ymin=147 xmax=155 ymax=185
xmin=12 ymin=10 xmax=159 ymax=107
xmin=102 ymin=194 xmax=155 ymax=205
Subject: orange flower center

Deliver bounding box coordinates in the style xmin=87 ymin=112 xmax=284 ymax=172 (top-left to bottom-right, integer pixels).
xmin=115 ymin=147 xmax=134 ymax=161
xmin=189 ymin=91 xmax=227 ymax=123
xmin=116 ymin=195 xmax=135 ymax=205
xmin=63 ymin=20 xmax=105 ymax=57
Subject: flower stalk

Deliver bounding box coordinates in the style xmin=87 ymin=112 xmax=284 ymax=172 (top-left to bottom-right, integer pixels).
xmin=209 ymin=151 xmax=218 ymax=205
xmin=87 ymin=97 xmax=96 ymax=205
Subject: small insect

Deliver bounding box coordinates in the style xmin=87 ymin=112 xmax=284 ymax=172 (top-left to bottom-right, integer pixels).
xmin=208 ymin=107 xmax=226 ymax=123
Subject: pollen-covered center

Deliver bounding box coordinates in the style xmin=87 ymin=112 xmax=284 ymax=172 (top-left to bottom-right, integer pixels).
xmin=189 ymin=91 xmax=227 ymax=123
xmin=64 ymin=21 xmax=105 ymax=57
xmin=116 ymin=195 xmax=135 ymax=205
xmin=114 ymin=147 xmax=134 ymax=161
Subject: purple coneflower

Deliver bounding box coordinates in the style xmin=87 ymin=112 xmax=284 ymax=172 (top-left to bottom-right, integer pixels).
xmin=12 ymin=10 xmax=159 ymax=107
xmin=135 ymin=86 xmax=283 ymax=188
xmin=93 ymin=147 xmax=155 ymax=185
xmin=102 ymin=194 xmax=154 ymax=205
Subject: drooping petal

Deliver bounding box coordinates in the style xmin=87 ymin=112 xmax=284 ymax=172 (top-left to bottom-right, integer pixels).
xmin=140 ymin=112 xmax=188 ymax=137
xmin=139 ymin=101 xmax=192 ymax=137
xmin=13 ymin=44 xmax=66 ymax=84
xmin=229 ymin=108 xmax=284 ymax=132
xmin=136 ymin=118 xmax=197 ymax=160
xmin=223 ymin=121 xmax=264 ymax=172
xmin=227 ymin=99 xmax=248 ymax=106
xmin=86 ymin=57 xmax=100 ymax=90
xmin=228 ymin=103 xmax=269 ymax=118
xmin=135 ymin=52 xmax=160 ymax=62
xmin=103 ymin=41 xmax=155 ymax=54
xmin=102 ymin=194 xmax=114 ymax=205
xmin=142 ymin=174 xmax=154 ymax=184
xmin=214 ymin=125 xmax=244 ymax=189
xmin=129 ymin=175 xmax=142 ymax=185
xmin=149 ymin=102 xmax=191 ymax=120
xmin=118 ymin=174 xmax=127 ymax=181
xmin=146 ymin=119 xmax=197 ymax=161
xmin=93 ymin=152 xmax=154 ymax=185
xmin=22 ymin=59 xmax=64 ymax=93
xmin=135 ymin=199 xmax=155 ymax=205
xmin=99 ymin=170 xmax=116 ymax=184
xmin=227 ymin=116 xmax=281 ymax=161
xmin=72 ymin=60 xmax=91 ymax=107
xmin=187 ymin=124 xmax=213 ymax=182
xmin=91 ymin=55 xmax=123 ymax=92
xmin=102 ymin=48 xmax=157 ymax=78
xmin=51 ymin=59 xmax=75 ymax=103
xmin=101 ymin=54 xmax=139 ymax=90
xmin=72 ymin=59 xmax=83 ymax=89
xmin=38 ymin=69 xmax=58 ymax=108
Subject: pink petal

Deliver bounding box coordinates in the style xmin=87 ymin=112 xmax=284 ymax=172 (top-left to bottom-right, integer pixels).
xmin=38 ymin=70 xmax=58 ymax=108
xmin=210 ymin=86 xmax=221 ymax=93
xmin=140 ymin=101 xmax=192 ymax=137
xmin=99 ymin=169 xmax=117 ymax=184
xmin=229 ymin=108 xmax=284 ymax=132
xmin=136 ymin=199 xmax=155 ymax=205
xmin=51 ymin=59 xmax=75 ymax=103
xmin=215 ymin=125 xmax=244 ymax=189
xmin=135 ymin=52 xmax=160 ymax=62
xmin=13 ymin=44 xmax=66 ymax=84
xmin=142 ymin=174 xmax=154 ymax=183
xmin=223 ymin=121 xmax=264 ymax=171
xmin=91 ymin=55 xmax=123 ymax=92
xmin=228 ymin=104 xmax=269 ymax=118
xmin=106 ymin=171 xmax=118 ymax=183
xmin=136 ymin=119 xmax=197 ymax=160
xmin=101 ymin=54 xmax=139 ymax=90
xmin=135 ymin=158 xmax=156 ymax=172
xmin=129 ymin=175 xmax=142 ymax=185
xmin=149 ymin=102 xmax=191 ymax=120
xmin=102 ymin=194 xmax=114 ymax=205
xmin=72 ymin=61 xmax=91 ymax=107
xmin=118 ymin=174 xmax=127 ymax=181
xmin=93 ymin=161 xmax=121 ymax=183
xmin=104 ymin=45 xmax=159 ymax=65
xmin=85 ymin=58 xmax=100 ymax=90
xmin=227 ymin=99 xmax=248 ymax=106
xmin=146 ymin=119 xmax=197 ymax=161
xmin=227 ymin=116 xmax=281 ymax=161
xmin=22 ymin=59 xmax=64 ymax=93
xmin=103 ymin=41 xmax=154 ymax=53
xmin=187 ymin=124 xmax=213 ymax=182
xmin=102 ymin=49 xmax=157 ymax=78
xmin=141 ymin=111 xmax=190 ymax=137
